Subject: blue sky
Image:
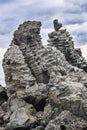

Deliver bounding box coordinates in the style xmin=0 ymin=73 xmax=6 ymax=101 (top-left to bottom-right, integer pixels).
xmin=0 ymin=0 xmax=87 ymax=85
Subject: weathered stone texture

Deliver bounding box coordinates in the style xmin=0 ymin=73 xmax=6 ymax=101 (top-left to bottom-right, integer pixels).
xmin=48 ymin=19 xmax=87 ymax=71
xmin=1 ymin=20 xmax=87 ymax=130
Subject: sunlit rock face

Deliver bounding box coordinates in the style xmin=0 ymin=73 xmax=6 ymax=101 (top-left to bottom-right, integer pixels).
xmin=1 ymin=20 xmax=87 ymax=130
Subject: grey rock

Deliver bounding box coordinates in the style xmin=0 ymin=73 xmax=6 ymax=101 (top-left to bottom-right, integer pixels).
xmin=48 ymin=19 xmax=87 ymax=72
xmin=10 ymin=107 xmax=29 ymax=126
xmin=0 ymin=127 xmax=5 ymax=130
xmin=1 ymin=20 xmax=87 ymax=130
xmin=53 ymin=19 xmax=62 ymax=31
xmin=45 ymin=111 xmax=87 ymax=130
xmin=3 ymin=44 xmax=35 ymax=95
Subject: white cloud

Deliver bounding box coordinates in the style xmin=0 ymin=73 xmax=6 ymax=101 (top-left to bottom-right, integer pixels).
xmin=41 ymin=28 xmax=54 ymax=45
xmin=65 ymin=22 xmax=87 ymax=45
xmin=79 ymin=45 xmax=87 ymax=60
xmin=66 ymin=22 xmax=87 ymax=34
xmin=0 ymin=48 xmax=7 ymax=86
xmin=0 ymin=48 xmax=7 ymax=60
xmin=0 ymin=32 xmax=13 ymax=48
xmin=0 ymin=61 xmax=5 ymax=86
xmin=39 ymin=0 xmax=65 ymax=8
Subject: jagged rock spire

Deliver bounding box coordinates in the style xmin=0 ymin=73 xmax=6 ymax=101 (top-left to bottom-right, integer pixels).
xmin=48 ymin=19 xmax=87 ymax=72
xmin=53 ymin=19 xmax=62 ymax=31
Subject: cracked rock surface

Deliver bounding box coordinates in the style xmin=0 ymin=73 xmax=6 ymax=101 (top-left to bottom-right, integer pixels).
xmin=1 ymin=20 xmax=87 ymax=130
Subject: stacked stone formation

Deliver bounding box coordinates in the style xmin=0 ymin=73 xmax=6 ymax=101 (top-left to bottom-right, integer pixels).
xmin=1 ymin=20 xmax=87 ymax=130
xmin=12 ymin=21 xmax=51 ymax=84
xmin=48 ymin=19 xmax=87 ymax=71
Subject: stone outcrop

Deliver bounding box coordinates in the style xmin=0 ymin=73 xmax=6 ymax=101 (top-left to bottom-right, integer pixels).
xmin=46 ymin=111 xmax=87 ymax=130
xmin=1 ymin=20 xmax=87 ymax=130
xmin=48 ymin=19 xmax=87 ymax=71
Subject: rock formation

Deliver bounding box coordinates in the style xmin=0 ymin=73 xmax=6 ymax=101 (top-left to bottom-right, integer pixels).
xmin=48 ymin=19 xmax=87 ymax=72
xmin=1 ymin=20 xmax=87 ymax=130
